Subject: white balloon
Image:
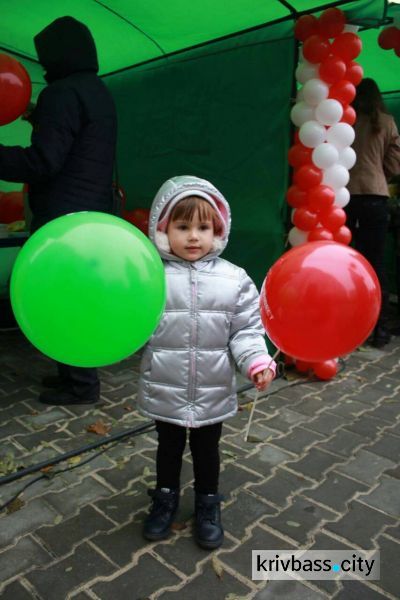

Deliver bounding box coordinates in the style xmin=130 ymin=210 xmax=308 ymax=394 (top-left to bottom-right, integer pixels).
xmin=334 ymin=187 xmax=350 ymax=208
xmin=315 ymin=99 xmax=343 ymax=126
xmin=312 ymin=143 xmax=339 ymax=169
xmin=338 ymin=146 xmax=357 ymax=169
xmin=302 ymin=78 xmax=329 ymax=106
xmin=299 ymin=120 xmax=327 ymax=148
xmin=288 ymin=227 xmax=308 ymax=246
xmin=326 ymin=123 xmax=355 ymax=149
xmin=290 ymin=102 xmax=315 ymax=127
xmin=322 ymin=164 xmax=350 ymax=189
xmin=295 ymin=61 xmax=318 ymax=85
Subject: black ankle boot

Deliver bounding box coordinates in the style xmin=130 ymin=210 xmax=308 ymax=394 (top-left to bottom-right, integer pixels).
xmin=194 ymin=492 xmax=224 ymax=550
xmin=143 ymin=488 xmax=179 ymax=541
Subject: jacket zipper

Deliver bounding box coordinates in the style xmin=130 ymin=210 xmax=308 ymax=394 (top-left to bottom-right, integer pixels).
xmin=189 ymin=265 xmax=197 ymax=426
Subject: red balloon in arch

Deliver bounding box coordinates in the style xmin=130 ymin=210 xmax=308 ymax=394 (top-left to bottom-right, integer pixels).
xmin=0 ymin=54 xmax=32 ymax=126
xmin=341 ymin=104 xmax=356 ymax=125
xmin=331 ymin=32 xmax=362 ymax=62
xmin=260 ymin=241 xmax=381 ymax=361
xmin=122 ymin=208 xmax=150 ymax=235
xmin=318 ymin=8 xmax=346 ymax=39
xmin=294 ymin=15 xmax=319 ymax=42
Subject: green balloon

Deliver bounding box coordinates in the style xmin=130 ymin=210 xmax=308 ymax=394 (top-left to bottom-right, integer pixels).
xmin=10 ymin=212 xmax=166 ymax=367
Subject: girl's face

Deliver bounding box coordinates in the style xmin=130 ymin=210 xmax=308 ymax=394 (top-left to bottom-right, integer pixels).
xmin=167 ymin=210 xmax=214 ymax=261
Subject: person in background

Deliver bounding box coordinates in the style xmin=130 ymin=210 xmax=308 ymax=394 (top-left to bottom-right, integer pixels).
xmin=137 ymin=175 xmax=276 ymax=550
xmin=347 ymin=78 xmax=400 ymax=348
xmin=0 ymin=16 xmax=117 ymax=405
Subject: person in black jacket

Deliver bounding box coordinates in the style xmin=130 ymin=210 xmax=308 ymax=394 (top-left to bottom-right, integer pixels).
xmin=0 ymin=16 xmax=118 ymax=406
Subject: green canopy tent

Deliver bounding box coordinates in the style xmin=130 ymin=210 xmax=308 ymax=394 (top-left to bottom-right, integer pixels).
xmin=1 ymin=0 xmax=397 ymax=288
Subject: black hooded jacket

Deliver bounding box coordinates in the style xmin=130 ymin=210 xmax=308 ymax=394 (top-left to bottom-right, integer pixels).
xmin=0 ymin=17 xmax=117 ymax=231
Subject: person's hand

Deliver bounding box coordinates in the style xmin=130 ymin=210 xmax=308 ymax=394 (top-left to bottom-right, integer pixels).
xmin=251 ymin=368 xmax=274 ymax=391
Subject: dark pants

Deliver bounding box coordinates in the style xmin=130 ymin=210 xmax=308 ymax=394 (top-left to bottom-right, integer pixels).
xmin=155 ymin=420 xmax=223 ymax=494
xmin=345 ymin=194 xmax=389 ymax=327
xmin=57 ymin=362 xmax=100 ymax=400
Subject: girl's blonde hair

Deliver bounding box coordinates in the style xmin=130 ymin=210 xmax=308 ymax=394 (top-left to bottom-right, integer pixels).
xmin=169 ymin=196 xmax=223 ymax=235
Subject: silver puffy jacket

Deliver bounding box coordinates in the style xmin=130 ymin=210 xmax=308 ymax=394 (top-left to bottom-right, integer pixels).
xmin=137 ymin=175 xmax=271 ymax=427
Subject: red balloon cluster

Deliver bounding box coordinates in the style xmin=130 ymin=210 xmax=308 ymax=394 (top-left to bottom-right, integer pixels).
xmin=378 ymin=25 xmax=400 ymax=57
xmin=0 ymin=54 xmax=32 ymax=126
xmin=285 ymin=356 xmax=338 ymax=380
xmin=260 ymin=242 xmax=381 ymax=363
xmin=122 ymin=207 xmax=150 ymax=235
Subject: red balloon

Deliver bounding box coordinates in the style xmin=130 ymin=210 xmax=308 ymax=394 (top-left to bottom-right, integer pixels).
xmin=333 ymin=225 xmax=352 ymax=245
xmin=307 ymin=185 xmax=335 ymax=213
xmin=318 ymin=8 xmax=346 ymax=39
xmin=328 ymin=79 xmax=356 ymax=105
xmin=331 ymin=33 xmax=362 ymax=62
xmin=303 ymin=35 xmax=331 ymax=64
xmin=0 ymin=191 xmax=25 ymax=223
xmin=295 ymin=359 xmax=313 ymax=373
xmin=313 ymin=359 xmax=338 ymax=380
xmin=293 ymin=130 xmax=300 ymax=144
xmin=293 ymin=164 xmax=323 ymax=190
xmin=308 ymin=227 xmax=334 ymax=241
xmin=345 ymin=61 xmax=364 ymax=86
xmin=288 ymin=144 xmax=313 ymax=169
xmin=286 ymin=185 xmax=308 ymax=209
xmin=122 ymin=207 xmax=150 ymax=235
xmin=341 ymin=104 xmax=356 ymax=125
xmin=319 ymin=206 xmax=347 ymax=232
xmin=378 ymin=26 xmax=400 ymax=50
xmin=0 ymin=54 xmax=32 ymax=126
xmin=294 ymin=15 xmax=319 ymax=42
xmin=293 ymin=208 xmax=318 ymax=231
xmin=319 ymin=55 xmax=346 ymax=84
xmin=260 ymin=241 xmax=381 ymax=361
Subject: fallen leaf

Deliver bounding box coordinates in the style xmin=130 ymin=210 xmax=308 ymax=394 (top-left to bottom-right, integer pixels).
xmin=65 ymin=566 xmax=73 ymax=572
xmin=212 ymin=555 xmax=224 ymax=579
xmin=240 ymin=402 xmax=253 ymax=412
xmin=286 ymin=521 xmax=301 ymax=528
xmin=6 ymin=497 xmax=25 ymax=514
xmin=124 ymin=405 xmax=133 ymax=412
xmin=142 ymin=466 xmax=153 ymax=478
xmin=171 ymin=521 xmax=187 ymax=531
xmin=86 ymin=420 xmax=111 ymax=435
xmin=40 ymin=465 xmax=54 ymax=473
xmin=68 ymin=456 xmax=81 ymax=466
xmin=54 ymin=515 xmax=63 ymax=525
xmin=221 ymin=450 xmax=238 ymax=459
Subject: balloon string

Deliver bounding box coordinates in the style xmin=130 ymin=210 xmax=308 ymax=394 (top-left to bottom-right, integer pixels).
xmin=244 ymin=348 xmax=280 ymax=443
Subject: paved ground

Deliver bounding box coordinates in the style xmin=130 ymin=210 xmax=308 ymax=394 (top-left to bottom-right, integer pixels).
xmin=0 ymin=327 xmax=399 ymax=600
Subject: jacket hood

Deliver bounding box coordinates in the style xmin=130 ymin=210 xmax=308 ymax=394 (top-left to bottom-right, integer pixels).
xmin=34 ymin=16 xmax=98 ymax=83
xmin=149 ymin=175 xmax=231 ymax=261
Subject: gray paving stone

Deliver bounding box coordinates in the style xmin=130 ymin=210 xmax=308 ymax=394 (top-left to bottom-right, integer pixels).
xmin=317 ymin=430 xmax=366 ymax=458
xmin=0 ymin=535 xmax=52 ymax=584
xmin=336 ymin=450 xmax=396 ymax=484
xmin=373 ymin=535 xmax=400 ymax=597
xmin=0 ymin=498 xmax=60 ymax=549
xmin=220 ymin=524 xmax=296 ymax=580
xmin=303 ymin=472 xmax=369 ymax=513
xmin=286 ymin=448 xmax=344 ymax=480
xmin=223 ymin=490 xmax=276 ymax=539
xmin=18 ymin=408 xmax=71 ymax=429
xmin=308 ymin=532 xmax=352 ymax=595
xmin=262 ymin=496 xmax=337 ymax=545
xmin=238 ymin=444 xmax=293 ymax=476
xmin=90 ymin=518 xmax=147 ymax=566
xmin=367 ymin=434 xmax=400 ymax=461
xmin=291 ymin=396 xmax=326 ymax=417
xmin=349 ymin=387 xmax=386 ymax=406
xmin=92 ymin=553 xmax=181 ymax=598
xmin=271 ymin=427 xmax=324 ymax=456
xmin=220 ymin=463 xmax=263 ymax=496
xmin=343 ymin=414 xmax=391 ymax=440
xmin=324 ymin=501 xmax=396 ymax=548
xmin=358 ymin=476 xmax=400 ymax=517
xmin=26 ymin=542 xmax=115 ymax=598
xmin=255 ymin=579 xmax=326 ymax=599
xmin=302 ymin=412 xmax=347 ymax=436
xmin=1 ymin=580 xmax=37 ymax=600
xmin=156 ymin=532 xmax=235 ymax=576
xmin=334 ymin=580 xmax=391 ymax=599
xmin=263 ymin=408 xmax=310 ymax=432
xmin=0 ymin=419 xmax=31 ymax=442
xmin=374 ymin=397 xmax=400 ymax=421
xmin=94 ymin=452 xmax=154 ymax=491
xmin=43 ymin=476 xmax=113 ymax=517
xmin=94 ymin=481 xmax=149 ymax=523
xmin=35 ymin=505 xmax=115 ymax=556
xmin=10 ymin=425 xmax=71 ymax=452
xmin=249 ymin=468 xmax=313 ymax=508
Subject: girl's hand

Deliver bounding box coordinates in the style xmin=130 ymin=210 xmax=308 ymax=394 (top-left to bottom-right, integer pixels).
xmin=251 ymin=368 xmax=274 ymax=391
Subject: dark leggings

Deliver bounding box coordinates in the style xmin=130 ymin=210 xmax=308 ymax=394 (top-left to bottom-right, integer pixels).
xmin=346 ymin=194 xmax=389 ymax=326
xmin=155 ymin=420 xmax=223 ymax=494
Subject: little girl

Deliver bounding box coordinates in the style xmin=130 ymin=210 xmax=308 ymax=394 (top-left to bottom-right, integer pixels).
xmin=137 ymin=175 xmax=276 ymax=549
